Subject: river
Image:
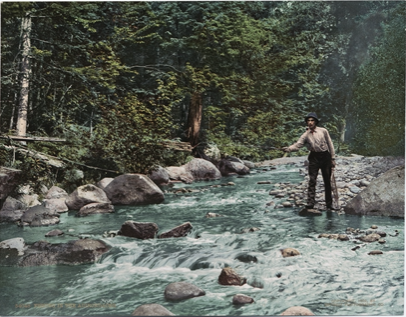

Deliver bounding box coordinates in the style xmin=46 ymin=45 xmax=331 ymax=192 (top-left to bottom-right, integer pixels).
xmin=0 ymin=164 xmax=404 ymax=316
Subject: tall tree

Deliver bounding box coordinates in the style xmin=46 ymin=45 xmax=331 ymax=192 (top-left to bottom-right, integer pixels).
xmin=15 ymin=13 xmax=31 ymax=139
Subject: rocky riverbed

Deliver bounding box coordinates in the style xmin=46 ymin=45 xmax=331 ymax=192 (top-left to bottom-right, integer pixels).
xmin=0 ymin=154 xmax=404 ymax=316
xmin=256 ymin=154 xmax=404 ymax=216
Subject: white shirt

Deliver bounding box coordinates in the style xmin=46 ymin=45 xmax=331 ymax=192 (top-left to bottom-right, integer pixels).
xmin=287 ymin=126 xmax=335 ymax=159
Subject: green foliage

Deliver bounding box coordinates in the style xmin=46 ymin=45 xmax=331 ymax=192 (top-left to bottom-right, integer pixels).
xmin=91 ymin=93 xmax=173 ymax=173
xmin=351 ymin=3 xmax=405 ymax=156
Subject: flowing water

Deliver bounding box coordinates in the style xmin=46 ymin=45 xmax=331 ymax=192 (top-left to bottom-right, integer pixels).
xmin=0 ymin=164 xmax=404 ymax=316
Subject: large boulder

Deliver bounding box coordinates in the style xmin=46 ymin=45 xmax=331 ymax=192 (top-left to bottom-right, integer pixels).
xmin=0 ymin=237 xmax=26 ymax=266
xmin=164 ymin=282 xmax=205 ymax=301
xmin=344 ymin=165 xmax=405 ymax=217
xmin=0 ymin=167 xmax=21 ymax=201
xmin=0 ymin=196 xmax=27 ymax=222
xmin=66 ymin=184 xmax=111 ymax=210
xmin=148 ymin=166 xmax=170 ymax=187
xmin=18 ymin=239 xmax=110 ymax=266
xmin=158 ymin=222 xmax=193 ymax=239
xmin=103 ymin=174 xmax=164 ymax=205
xmin=184 ymin=158 xmax=221 ymax=181
xmin=131 ymin=304 xmax=174 ymax=316
xmin=165 ymin=166 xmax=194 ymax=184
xmin=0 ymin=237 xmax=26 ymax=256
xmin=118 ymin=221 xmax=158 ymax=239
xmin=20 ymin=205 xmax=60 ymax=226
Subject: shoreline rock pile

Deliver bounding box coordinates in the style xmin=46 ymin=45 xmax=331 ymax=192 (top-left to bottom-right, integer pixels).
xmin=259 ymin=155 xmax=404 ymax=217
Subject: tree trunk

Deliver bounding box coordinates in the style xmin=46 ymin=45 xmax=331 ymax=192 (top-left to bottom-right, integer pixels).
xmin=16 ymin=14 xmax=32 ymax=140
xmin=187 ymin=92 xmax=202 ymax=147
xmin=339 ymin=119 xmax=346 ymax=143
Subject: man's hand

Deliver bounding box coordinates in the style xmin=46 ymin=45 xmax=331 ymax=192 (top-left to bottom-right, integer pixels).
xmin=331 ymin=160 xmax=336 ymax=168
xmin=282 ymin=147 xmax=290 ymax=153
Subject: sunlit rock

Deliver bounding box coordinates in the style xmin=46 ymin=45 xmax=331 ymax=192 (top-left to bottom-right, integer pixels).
xmin=66 ymin=184 xmax=111 ymax=210
xmin=184 ymin=158 xmax=222 ymax=180
xmin=17 ymin=194 xmax=41 ymax=208
xmin=164 ymin=282 xmax=205 ymax=301
xmin=0 ymin=237 xmax=26 ymax=255
xmin=206 ymin=212 xmax=223 ymax=218
xmin=282 ymin=202 xmax=292 ymax=207
xmin=280 ymin=306 xmax=315 ymax=316
xmin=165 ymin=166 xmax=194 ymax=184
xmin=344 ymin=165 xmax=405 ymax=217
xmin=131 ymin=303 xmax=175 ymax=316
xmin=281 ymin=248 xmax=300 ymax=258
xmin=218 ymin=267 xmax=247 ymax=286
xmin=104 ymin=174 xmax=164 ymax=205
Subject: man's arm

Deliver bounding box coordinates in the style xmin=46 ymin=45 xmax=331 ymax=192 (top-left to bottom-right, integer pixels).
xmin=282 ymin=131 xmax=307 ymax=152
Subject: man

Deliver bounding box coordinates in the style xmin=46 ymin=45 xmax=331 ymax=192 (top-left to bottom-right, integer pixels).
xmin=282 ymin=112 xmax=336 ymax=210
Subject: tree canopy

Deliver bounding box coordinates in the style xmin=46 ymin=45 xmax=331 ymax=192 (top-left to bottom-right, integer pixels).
xmin=1 ymin=1 xmax=404 ymax=187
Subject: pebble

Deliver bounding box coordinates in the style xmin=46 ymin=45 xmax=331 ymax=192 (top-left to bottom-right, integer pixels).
xmin=206 ymin=212 xmax=223 ymax=218
xmin=368 ymin=250 xmax=383 ymax=255
xmin=349 ymin=186 xmax=361 ymax=194
xmin=232 ymin=294 xmax=254 ymax=305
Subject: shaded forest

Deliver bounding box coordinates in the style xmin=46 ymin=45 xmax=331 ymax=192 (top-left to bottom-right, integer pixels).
xmin=1 ymin=1 xmax=404 ymax=189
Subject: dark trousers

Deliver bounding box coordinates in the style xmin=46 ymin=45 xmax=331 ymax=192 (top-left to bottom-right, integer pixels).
xmin=307 ymin=151 xmax=332 ymax=207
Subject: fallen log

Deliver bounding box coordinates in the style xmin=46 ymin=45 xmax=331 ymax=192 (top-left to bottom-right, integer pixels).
xmin=0 ymin=135 xmax=66 ymax=142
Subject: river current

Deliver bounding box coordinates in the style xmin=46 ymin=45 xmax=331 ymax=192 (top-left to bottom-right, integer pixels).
xmin=0 ymin=164 xmax=404 ymax=316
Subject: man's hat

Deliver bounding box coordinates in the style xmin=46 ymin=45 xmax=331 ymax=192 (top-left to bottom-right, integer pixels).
xmin=304 ymin=112 xmax=319 ymax=123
